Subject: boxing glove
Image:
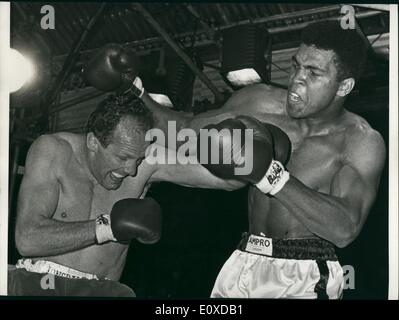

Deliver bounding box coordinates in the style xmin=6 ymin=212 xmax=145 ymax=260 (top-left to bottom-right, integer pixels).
xmin=82 ymin=43 xmax=145 ymax=98
xmin=95 ymin=198 xmax=162 ymax=245
xmin=263 ymin=123 xmax=291 ymax=167
xmin=197 ymin=116 xmax=291 ymax=195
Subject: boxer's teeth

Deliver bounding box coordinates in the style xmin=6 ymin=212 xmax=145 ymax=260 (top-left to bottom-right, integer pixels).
xmin=111 ymin=172 xmax=124 ymax=179
xmin=289 ymin=92 xmax=300 ymax=102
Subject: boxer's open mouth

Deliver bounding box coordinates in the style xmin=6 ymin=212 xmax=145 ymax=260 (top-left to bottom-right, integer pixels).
xmin=110 ymin=171 xmax=125 ymax=181
xmin=288 ymin=92 xmax=302 ymax=103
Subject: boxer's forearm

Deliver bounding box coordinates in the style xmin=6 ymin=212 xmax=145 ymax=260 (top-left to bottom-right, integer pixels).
xmin=16 ymin=219 xmax=96 ymax=257
xmin=273 ymin=176 xmax=358 ymax=248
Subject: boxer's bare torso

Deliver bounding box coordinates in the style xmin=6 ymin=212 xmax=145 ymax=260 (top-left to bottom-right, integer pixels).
xmin=18 ymin=129 xmax=234 ymax=281
xmin=189 ymin=84 xmax=383 ymax=240
xmin=30 ymin=133 xmax=151 ymax=280
xmin=247 ymin=110 xmax=369 ymax=239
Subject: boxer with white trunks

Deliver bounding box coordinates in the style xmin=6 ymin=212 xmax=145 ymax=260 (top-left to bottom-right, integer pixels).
xmin=133 ymin=20 xmax=386 ymax=299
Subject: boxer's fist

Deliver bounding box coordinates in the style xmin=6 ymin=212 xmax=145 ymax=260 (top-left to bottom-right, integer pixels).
xmin=236 ymin=115 xmax=291 ymax=166
xmin=95 ymin=198 xmax=162 ymax=244
xmin=82 ymin=44 xmax=144 ymax=97
xmin=197 ymin=116 xmax=291 ymax=195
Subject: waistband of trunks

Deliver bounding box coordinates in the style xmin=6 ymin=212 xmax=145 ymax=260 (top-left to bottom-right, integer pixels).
xmin=15 ymin=259 xmax=102 ymax=280
xmin=237 ymin=232 xmax=338 ymax=261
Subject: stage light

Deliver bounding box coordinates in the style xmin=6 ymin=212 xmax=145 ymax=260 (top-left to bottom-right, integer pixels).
xmin=148 ymin=93 xmax=173 ymax=108
xmin=7 ymin=48 xmax=36 ymax=93
xmin=226 ymin=69 xmax=262 ymax=86
xmin=221 ymin=24 xmax=271 ymax=89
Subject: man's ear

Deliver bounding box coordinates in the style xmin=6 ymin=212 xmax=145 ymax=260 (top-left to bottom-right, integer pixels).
xmin=337 ymin=78 xmax=355 ymax=97
xmin=87 ymin=132 xmax=99 ymax=152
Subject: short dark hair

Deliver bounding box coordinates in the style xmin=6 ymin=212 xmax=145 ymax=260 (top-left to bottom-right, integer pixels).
xmin=86 ymin=94 xmax=153 ymax=147
xmin=301 ymin=20 xmax=368 ymax=81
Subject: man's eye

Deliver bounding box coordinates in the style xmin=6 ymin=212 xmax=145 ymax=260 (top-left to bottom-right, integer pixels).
xmin=118 ymin=156 xmax=127 ymax=161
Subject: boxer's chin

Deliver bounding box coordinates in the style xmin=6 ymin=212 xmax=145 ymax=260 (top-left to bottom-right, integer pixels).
xmin=286 ymin=100 xmax=306 ymax=119
xmin=103 ymin=175 xmax=123 ymax=190
xmin=106 ymin=183 xmax=121 ymax=190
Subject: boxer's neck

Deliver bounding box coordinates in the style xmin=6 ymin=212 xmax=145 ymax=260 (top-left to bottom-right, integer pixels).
xmin=80 ymin=136 xmax=99 ymax=185
xmin=296 ymin=102 xmax=346 ymax=136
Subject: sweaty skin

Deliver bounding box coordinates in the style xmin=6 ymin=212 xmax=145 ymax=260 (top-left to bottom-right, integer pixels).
xmin=141 ymin=44 xmax=386 ymax=248
xmin=15 ymin=118 xmax=240 ymax=281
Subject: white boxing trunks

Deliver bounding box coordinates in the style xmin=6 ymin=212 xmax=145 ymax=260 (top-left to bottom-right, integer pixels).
xmin=211 ymin=233 xmax=344 ymax=299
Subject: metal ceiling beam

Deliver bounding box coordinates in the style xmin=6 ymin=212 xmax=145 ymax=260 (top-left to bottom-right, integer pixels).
xmin=267 ymin=9 xmax=382 ymax=34
xmin=350 ymin=4 xmax=391 ymax=12
xmin=185 ymin=4 xmax=217 ymax=41
xmin=44 ymin=3 xmax=107 ymax=109
xmin=54 ymin=5 xmax=385 ymax=62
xmin=216 ymin=4 xmax=230 ymax=25
xmin=133 ymin=3 xmax=225 ymax=103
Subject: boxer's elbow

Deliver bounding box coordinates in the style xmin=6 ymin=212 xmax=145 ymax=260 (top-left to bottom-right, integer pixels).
xmin=15 ymin=233 xmax=33 ymax=257
xmin=15 ymin=224 xmax=41 ymax=256
xmin=334 ymin=233 xmax=355 ymax=248
xmin=333 ymin=218 xmax=361 ymax=248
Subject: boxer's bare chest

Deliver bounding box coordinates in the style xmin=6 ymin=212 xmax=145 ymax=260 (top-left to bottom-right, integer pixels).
xmin=248 ymin=123 xmax=347 ymax=237
xmin=286 ymin=129 xmax=345 ymax=191
xmin=52 ymin=159 xmax=149 ymax=222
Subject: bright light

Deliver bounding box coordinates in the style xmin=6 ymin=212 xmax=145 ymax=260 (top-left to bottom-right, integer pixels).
xmin=149 ymin=93 xmax=174 ymax=108
xmin=7 ymin=48 xmax=35 ymax=93
xmin=226 ymin=68 xmax=262 ymax=86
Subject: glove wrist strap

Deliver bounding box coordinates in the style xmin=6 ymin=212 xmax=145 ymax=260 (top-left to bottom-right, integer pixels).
xmin=131 ymin=77 xmax=144 ymax=98
xmin=118 ymin=75 xmax=144 ymax=99
xmin=95 ymin=214 xmax=116 ymax=244
xmin=255 ymin=160 xmax=290 ymax=195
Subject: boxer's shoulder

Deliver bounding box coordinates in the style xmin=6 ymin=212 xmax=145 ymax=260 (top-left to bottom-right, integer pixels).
xmin=29 ymin=133 xmax=82 ymax=169
xmin=341 ymin=112 xmax=386 ymax=164
xmin=224 ymin=83 xmax=287 ymax=115
xmin=32 ymin=132 xmax=77 ymax=150
xmin=342 ymin=112 xmax=383 ymax=143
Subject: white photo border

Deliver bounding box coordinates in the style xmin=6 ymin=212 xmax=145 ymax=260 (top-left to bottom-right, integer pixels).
xmin=0 ymin=2 xmax=397 ymax=299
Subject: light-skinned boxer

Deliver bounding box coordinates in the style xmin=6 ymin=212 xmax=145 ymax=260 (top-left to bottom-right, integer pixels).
xmin=95 ymin=20 xmax=386 ymax=299
xmin=8 ymin=94 xmax=247 ymax=297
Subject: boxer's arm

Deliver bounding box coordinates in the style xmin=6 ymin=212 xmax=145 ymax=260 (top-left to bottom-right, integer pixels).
xmin=15 ymin=135 xmax=96 ymax=257
xmin=141 ymin=84 xmax=285 ymax=141
xmin=141 ymin=92 xmax=193 ymax=134
xmin=273 ymin=128 xmax=386 ymax=248
xmin=142 ymin=143 xmax=245 ymax=191
xmin=141 ymin=91 xmax=235 ymax=139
